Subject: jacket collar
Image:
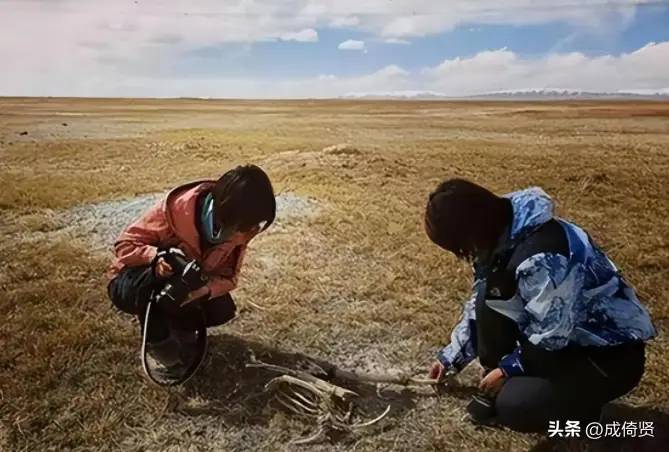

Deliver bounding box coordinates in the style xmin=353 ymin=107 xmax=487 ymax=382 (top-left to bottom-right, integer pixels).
xmin=162 ymin=180 xmax=215 ymax=257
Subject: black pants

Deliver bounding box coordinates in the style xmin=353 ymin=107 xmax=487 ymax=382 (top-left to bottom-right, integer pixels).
xmin=476 ymin=295 xmax=645 ymax=432
xmin=107 ymin=266 xmax=236 ymax=343
xmin=494 ymin=340 xmax=645 ymax=432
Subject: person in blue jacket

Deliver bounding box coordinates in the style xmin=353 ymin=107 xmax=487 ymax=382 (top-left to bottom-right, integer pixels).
xmin=425 ymin=178 xmax=656 ymax=432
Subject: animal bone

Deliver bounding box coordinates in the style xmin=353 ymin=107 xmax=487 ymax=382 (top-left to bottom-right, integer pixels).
xmin=247 ymin=355 xmax=397 ymax=444
xmin=331 ymin=367 xmax=441 ymax=386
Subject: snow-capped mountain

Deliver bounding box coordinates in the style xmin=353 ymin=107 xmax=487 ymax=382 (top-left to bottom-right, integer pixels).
xmin=469 ymin=88 xmax=669 ymax=100
xmin=341 ymin=90 xmax=448 ymax=99
xmin=340 ymin=88 xmax=669 ymax=100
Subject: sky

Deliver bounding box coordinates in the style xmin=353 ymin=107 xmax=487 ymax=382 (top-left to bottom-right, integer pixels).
xmin=1 ymin=0 xmax=668 ymax=98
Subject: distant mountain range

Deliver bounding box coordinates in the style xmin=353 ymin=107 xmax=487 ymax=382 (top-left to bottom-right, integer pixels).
xmin=341 ymin=90 xmax=449 ymax=100
xmin=341 ymin=89 xmax=669 ymax=100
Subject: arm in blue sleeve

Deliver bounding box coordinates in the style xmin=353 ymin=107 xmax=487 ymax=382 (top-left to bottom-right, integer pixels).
xmin=515 ymin=252 xmax=584 ymax=351
xmin=499 ymin=346 xmax=525 ymax=377
xmin=437 ymin=291 xmax=478 ymax=372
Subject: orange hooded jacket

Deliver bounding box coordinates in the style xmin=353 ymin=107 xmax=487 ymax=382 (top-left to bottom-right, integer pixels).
xmin=107 ymin=180 xmax=250 ymax=298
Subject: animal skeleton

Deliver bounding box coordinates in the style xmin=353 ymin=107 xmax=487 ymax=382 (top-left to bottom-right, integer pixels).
xmin=246 ymin=354 xmax=442 ymax=444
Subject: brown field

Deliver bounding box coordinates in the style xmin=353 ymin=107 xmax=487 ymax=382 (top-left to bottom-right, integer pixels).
xmin=0 ymin=98 xmax=668 ymax=451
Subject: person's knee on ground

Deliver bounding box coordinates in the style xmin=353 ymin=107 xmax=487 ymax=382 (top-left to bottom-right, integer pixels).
xmin=495 ymin=377 xmax=602 ymax=432
xmin=495 ymin=377 xmax=562 ymax=432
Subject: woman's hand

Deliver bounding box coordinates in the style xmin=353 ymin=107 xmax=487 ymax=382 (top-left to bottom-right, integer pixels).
xmin=429 ymin=361 xmax=446 ymax=381
xmin=155 ymin=257 xmax=174 ymax=278
xmin=479 ymin=368 xmax=506 ymax=396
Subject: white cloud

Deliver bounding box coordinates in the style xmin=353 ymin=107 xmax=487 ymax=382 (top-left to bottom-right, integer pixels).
xmin=331 ymin=0 xmax=642 ymax=38
xmin=0 ymin=0 xmax=664 ymax=97
xmin=2 ymin=42 xmax=667 ymax=98
xmin=369 ymin=64 xmax=409 ymax=78
xmin=291 ymin=64 xmax=410 ymax=96
xmin=280 ymin=28 xmax=319 ymax=42
xmin=330 ymin=16 xmax=360 ymax=27
xmin=90 ymin=64 xmax=409 ymax=99
xmin=384 ymin=38 xmax=411 ymax=45
xmin=422 ymin=42 xmax=669 ymax=95
xmin=338 ymin=39 xmax=366 ymax=51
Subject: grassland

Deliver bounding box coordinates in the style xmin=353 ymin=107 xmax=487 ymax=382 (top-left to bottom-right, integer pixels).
xmin=0 ymin=98 xmax=667 ymax=451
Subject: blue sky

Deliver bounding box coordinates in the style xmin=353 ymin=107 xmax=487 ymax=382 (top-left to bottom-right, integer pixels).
xmin=1 ymin=0 xmax=668 ymax=97
xmin=179 ymin=6 xmax=669 ymax=80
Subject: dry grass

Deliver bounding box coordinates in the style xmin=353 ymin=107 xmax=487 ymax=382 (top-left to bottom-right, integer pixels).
xmin=0 ymin=98 xmax=668 ymax=451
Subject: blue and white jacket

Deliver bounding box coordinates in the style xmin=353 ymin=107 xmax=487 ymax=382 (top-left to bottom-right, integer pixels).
xmin=437 ymin=187 xmax=656 ymax=377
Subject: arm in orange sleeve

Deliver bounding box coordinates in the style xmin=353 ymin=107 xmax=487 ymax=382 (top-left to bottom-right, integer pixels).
xmin=113 ymin=199 xmax=172 ymax=268
xmin=206 ymin=276 xmax=235 ymax=299
xmin=206 ymin=244 xmax=247 ymax=298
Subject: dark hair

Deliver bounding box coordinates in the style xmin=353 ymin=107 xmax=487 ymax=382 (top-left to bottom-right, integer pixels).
xmin=425 ymin=178 xmax=511 ymax=259
xmin=212 ymin=165 xmax=276 ymax=232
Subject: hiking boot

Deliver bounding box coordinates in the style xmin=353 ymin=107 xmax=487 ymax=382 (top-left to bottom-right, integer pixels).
xmin=466 ymin=394 xmax=497 ymax=425
xmin=143 ymin=328 xmax=207 ymax=384
xmin=147 ymin=336 xmax=182 ymax=366
xmin=144 ymin=336 xmax=188 ymax=383
xmin=172 ymin=328 xmax=201 ymax=365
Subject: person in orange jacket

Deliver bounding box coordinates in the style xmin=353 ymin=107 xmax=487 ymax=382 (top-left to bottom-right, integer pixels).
xmin=107 ymin=164 xmax=275 ymax=381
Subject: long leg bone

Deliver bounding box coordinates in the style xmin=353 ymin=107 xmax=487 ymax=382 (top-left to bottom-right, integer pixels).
xmin=291 ymin=427 xmax=326 ymax=445
xmin=349 ymin=405 xmax=392 ymax=429
xmin=331 ymin=367 xmax=441 ymax=386
xmin=248 ymin=355 xmax=441 ymax=386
